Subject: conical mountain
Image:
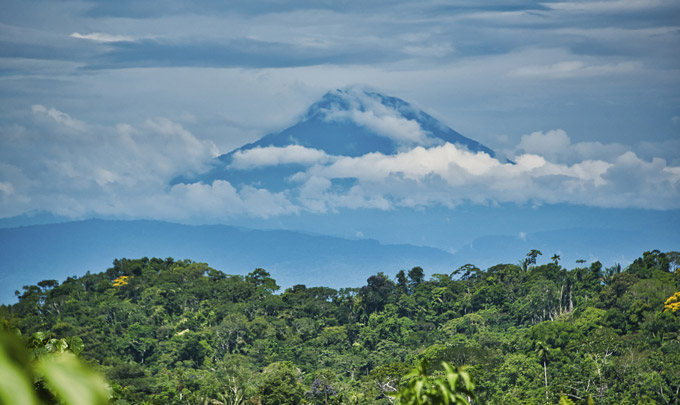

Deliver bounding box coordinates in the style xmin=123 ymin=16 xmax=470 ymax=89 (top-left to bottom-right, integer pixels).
xmin=179 ymin=87 xmax=496 ymax=189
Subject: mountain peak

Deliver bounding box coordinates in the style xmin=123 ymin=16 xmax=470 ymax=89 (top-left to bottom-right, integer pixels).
xmin=298 ymin=87 xmax=445 ymax=149
xmin=240 ymin=87 xmax=495 ymax=157
xmin=174 ymin=87 xmax=497 ymax=187
xmin=304 ymin=87 xmax=414 ymax=120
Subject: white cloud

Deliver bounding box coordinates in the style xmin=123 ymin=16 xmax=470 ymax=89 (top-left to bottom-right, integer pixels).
xmin=290 ymin=137 xmax=678 ymax=211
xmin=346 ymin=109 xmax=432 ymax=145
xmin=307 ymin=144 xmax=499 ymax=183
xmin=159 ymin=181 xmax=298 ymax=219
xmin=0 ymin=181 xmax=14 ymax=196
xmin=510 ymin=61 xmax=640 ymax=79
xmin=32 ymin=104 xmax=86 ymax=132
xmin=320 ymin=88 xmax=439 ymax=147
xmin=515 ymin=129 xmax=630 ymax=164
xmin=517 ymin=129 xmax=571 ymax=159
xmin=230 ymin=145 xmax=332 ymax=169
xmin=70 ymin=32 xmax=135 ymax=43
xmin=0 ymin=105 xmax=224 ymax=218
xmin=542 ymin=0 xmax=666 ymax=12
xmin=637 ymin=139 xmax=680 ymax=166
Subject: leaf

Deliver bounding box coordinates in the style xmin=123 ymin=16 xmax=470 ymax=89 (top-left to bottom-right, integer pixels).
xmin=459 ymin=369 xmax=473 ymax=392
xmin=434 ymin=381 xmax=451 ymax=405
xmin=37 ymin=354 xmax=110 ymax=405
xmin=68 ymin=336 xmax=84 ymax=355
xmin=0 ymin=338 xmax=38 ymax=405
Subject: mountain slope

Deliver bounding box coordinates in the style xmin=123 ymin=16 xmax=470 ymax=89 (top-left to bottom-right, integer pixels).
xmin=176 ymin=87 xmax=497 ymax=188
xmin=235 ymin=88 xmax=495 ymax=157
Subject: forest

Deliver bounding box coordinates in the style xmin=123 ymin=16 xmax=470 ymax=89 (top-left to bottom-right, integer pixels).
xmin=1 ymin=249 xmax=679 ymax=404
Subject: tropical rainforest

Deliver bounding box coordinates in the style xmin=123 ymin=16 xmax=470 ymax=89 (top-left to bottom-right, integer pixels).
xmin=1 ymin=249 xmax=679 ymax=404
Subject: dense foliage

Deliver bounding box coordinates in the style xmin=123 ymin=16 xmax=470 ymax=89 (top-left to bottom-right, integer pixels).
xmin=1 ymin=250 xmax=679 ymax=404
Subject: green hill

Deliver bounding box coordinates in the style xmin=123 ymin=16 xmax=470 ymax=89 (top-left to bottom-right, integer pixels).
xmin=1 ymin=250 xmax=679 ymax=404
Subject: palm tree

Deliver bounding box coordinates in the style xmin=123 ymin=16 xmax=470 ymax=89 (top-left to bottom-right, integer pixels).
xmin=535 ymin=341 xmax=550 ymax=401
xmin=523 ymin=250 xmax=543 ymax=271
xmin=551 ymin=254 xmax=560 ymax=265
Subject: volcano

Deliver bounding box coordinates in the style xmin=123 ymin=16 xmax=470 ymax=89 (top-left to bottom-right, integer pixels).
xmin=175 ymin=87 xmax=497 ymax=189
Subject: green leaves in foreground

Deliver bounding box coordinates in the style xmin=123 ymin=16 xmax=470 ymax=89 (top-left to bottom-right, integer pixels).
xmin=394 ymin=361 xmax=475 ymax=405
xmin=0 ymin=329 xmax=110 ymax=405
xmin=37 ymin=354 xmax=110 ymax=405
xmin=0 ymin=332 xmax=36 ymax=405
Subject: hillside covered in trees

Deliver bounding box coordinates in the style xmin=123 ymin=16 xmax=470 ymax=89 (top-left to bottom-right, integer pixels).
xmin=1 ymin=250 xmax=679 ymax=404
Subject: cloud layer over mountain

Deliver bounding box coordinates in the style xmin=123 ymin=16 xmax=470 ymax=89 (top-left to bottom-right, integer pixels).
xmin=1 ymin=91 xmax=678 ymax=221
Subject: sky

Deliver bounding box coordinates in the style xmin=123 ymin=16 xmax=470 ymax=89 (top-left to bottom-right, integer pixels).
xmin=1 ymin=0 xmax=679 ymax=223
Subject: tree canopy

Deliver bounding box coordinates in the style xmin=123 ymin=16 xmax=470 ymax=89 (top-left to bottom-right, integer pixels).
xmin=1 ymin=250 xmax=678 ymax=404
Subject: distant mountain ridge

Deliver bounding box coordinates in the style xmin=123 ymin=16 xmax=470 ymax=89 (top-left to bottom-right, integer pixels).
xmin=0 ymin=219 xmax=457 ymax=304
xmin=1 ymin=212 xmax=678 ymax=305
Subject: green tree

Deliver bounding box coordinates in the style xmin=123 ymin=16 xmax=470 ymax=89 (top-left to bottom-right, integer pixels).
xmin=408 ymin=267 xmax=425 ymax=291
xmin=534 ymin=340 xmax=550 ymax=401
xmin=247 ymin=268 xmax=280 ymax=296
xmin=551 ymin=254 xmax=560 ymax=265
xmin=257 ymin=361 xmax=305 ymax=405
xmin=394 ymin=361 xmax=475 ymax=405
xmin=523 ymin=250 xmax=543 ymax=271
xmin=358 ymin=273 xmax=395 ymax=316
xmin=308 ymin=369 xmax=339 ymax=405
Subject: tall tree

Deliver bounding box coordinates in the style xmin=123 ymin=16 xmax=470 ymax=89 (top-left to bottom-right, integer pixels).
xmin=551 ymin=254 xmax=560 ymax=265
xmin=523 ymin=250 xmax=543 ymax=271
xmin=534 ymin=340 xmax=550 ymax=401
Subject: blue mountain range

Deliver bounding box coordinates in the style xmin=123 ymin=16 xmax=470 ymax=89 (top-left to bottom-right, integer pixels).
xmin=0 ymin=219 xmax=456 ymax=304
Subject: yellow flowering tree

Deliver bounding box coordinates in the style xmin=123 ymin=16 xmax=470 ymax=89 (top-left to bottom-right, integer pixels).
xmin=664 ymin=291 xmax=680 ymax=312
xmin=112 ymin=275 xmax=131 ymax=287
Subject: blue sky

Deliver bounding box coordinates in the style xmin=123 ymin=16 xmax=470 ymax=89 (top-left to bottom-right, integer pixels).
xmin=0 ymin=0 xmax=679 ymax=222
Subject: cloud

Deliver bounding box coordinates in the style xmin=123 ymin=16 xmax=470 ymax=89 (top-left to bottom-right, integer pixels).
xmin=0 ymin=181 xmax=14 ymax=196
xmin=287 ymin=137 xmax=678 ymax=211
xmin=307 ymin=145 xmax=499 ymax=182
xmin=83 ymin=37 xmax=401 ymax=70
xmin=2 ymin=103 xmax=679 ymax=221
xmin=0 ymin=105 xmax=224 ymax=218
xmin=517 ymin=129 xmax=571 ymax=159
xmin=515 ymin=129 xmax=630 ymax=164
xmin=1 ymin=105 xmax=313 ymax=221
xmin=510 ymin=61 xmax=640 ymax=79
xmin=70 ymin=32 xmax=136 ymax=43
xmin=637 ymin=139 xmax=680 ymax=166
xmin=541 ymin=0 xmax=666 ymax=12
xmin=0 ymin=0 xmax=677 ymax=228
xmin=319 ymin=88 xmax=439 ymax=147
xmin=32 ymin=104 xmax=86 ymax=132
xmin=230 ymin=145 xmax=332 ymax=170
xmin=336 ymin=109 xmax=433 ymax=146
xmin=158 ymin=181 xmax=298 ymax=219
